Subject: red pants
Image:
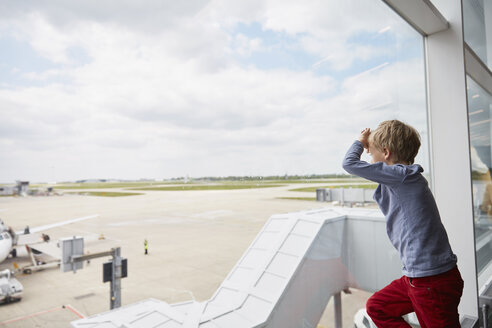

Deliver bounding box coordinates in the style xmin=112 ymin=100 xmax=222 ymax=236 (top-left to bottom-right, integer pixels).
xmin=366 ymin=266 xmax=464 ymax=328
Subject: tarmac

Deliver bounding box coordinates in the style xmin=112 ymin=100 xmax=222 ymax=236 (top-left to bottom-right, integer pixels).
xmin=0 ymin=184 xmax=371 ymax=327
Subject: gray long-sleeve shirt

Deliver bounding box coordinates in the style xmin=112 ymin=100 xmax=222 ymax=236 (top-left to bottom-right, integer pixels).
xmin=342 ymin=140 xmax=457 ymax=277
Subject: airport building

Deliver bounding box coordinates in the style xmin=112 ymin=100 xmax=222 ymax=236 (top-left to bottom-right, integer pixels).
xmin=69 ymin=0 xmax=491 ymax=327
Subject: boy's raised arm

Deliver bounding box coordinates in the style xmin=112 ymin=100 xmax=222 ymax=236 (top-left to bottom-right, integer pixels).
xmin=342 ymin=133 xmax=405 ymax=186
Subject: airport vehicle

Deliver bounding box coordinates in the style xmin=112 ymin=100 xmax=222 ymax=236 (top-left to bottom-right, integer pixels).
xmin=0 ymin=215 xmax=99 ymax=269
xmin=0 ymin=269 xmax=23 ymax=303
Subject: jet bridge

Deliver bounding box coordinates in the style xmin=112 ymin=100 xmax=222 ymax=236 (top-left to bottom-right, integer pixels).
xmin=71 ymin=208 xmax=402 ymax=328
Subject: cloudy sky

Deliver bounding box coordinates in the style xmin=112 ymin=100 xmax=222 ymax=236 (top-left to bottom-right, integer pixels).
xmin=0 ymin=0 xmax=427 ymax=182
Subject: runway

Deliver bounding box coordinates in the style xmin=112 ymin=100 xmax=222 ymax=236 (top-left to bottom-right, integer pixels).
xmin=0 ymin=184 xmax=370 ymax=327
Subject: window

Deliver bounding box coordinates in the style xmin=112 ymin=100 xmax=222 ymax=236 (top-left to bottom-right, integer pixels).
xmin=463 ymin=0 xmax=492 ymax=71
xmin=467 ymin=75 xmax=492 ymax=280
xmin=0 ymin=0 xmax=430 ymax=326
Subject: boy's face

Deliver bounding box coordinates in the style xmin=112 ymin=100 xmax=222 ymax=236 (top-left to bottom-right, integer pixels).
xmin=367 ymin=133 xmax=387 ymax=164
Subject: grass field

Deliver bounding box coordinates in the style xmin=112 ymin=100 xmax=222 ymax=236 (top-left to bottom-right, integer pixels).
xmin=4 ymin=178 xmax=377 ymax=198
xmin=66 ymin=191 xmax=144 ymax=197
xmin=236 ymin=179 xmax=366 ymax=184
xmin=48 ymin=178 xmax=375 ymax=193
xmin=53 ymin=182 xmax=172 ymax=189
xmin=129 ymin=184 xmax=286 ymax=191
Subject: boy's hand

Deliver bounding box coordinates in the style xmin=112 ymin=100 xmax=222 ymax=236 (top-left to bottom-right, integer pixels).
xmin=359 ymin=128 xmax=370 ymax=149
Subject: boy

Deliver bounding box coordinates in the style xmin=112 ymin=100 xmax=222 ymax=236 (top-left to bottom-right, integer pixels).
xmin=342 ymin=120 xmax=463 ymax=328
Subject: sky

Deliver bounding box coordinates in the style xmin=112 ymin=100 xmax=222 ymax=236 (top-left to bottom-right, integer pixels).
xmin=0 ymin=0 xmax=427 ymax=183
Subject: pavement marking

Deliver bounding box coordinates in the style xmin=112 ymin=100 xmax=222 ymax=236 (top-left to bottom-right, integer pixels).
xmin=64 ymin=304 xmax=85 ymax=319
xmin=0 ymin=306 xmax=62 ymax=325
xmin=0 ymin=304 xmax=85 ymax=325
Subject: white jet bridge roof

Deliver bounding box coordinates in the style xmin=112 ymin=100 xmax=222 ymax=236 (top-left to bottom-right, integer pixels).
xmin=71 ymin=208 xmax=396 ymax=328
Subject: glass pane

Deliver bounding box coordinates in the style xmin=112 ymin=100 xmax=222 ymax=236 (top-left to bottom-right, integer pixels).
xmin=1 ymin=1 xmax=428 ymax=326
xmin=463 ymin=0 xmax=492 ymax=70
xmin=467 ymin=76 xmax=492 ymax=278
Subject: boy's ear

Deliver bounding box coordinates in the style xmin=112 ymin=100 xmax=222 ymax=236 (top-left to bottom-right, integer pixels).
xmin=383 ymin=148 xmax=391 ymax=160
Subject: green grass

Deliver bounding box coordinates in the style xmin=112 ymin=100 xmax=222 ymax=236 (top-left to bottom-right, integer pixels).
xmin=289 ymin=184 xmax=378 ymax=192
xmin=67 ymin=191 xmax=144 ymax=197
xmin=50 ymin=178 xmax=368 ymax=190
xmin=54 ymin=182 xmax=172 ymax=190
xmin=277 ymin=197 xmax=317 ymax=201
xmin=259 ymin=179 xmax=363 ymax=184
xmin=218 ymin=178 xmax=368 ymax=184
xmin=129 ymin=184 xmax=286 ymax=191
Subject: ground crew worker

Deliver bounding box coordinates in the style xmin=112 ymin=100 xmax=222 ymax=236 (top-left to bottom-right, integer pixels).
xmin=144 ymin=239 xmax=148 ymax=255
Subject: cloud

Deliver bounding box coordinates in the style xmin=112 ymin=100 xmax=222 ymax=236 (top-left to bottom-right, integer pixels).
xmin=0 ymin=0 xmax=427 ymax=182
xmin=231 ymin=34 xmax=264 ymax=57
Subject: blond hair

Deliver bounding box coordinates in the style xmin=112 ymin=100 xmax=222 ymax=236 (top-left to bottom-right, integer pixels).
xmin=371 ymin=120 xmax=421 ymax=164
